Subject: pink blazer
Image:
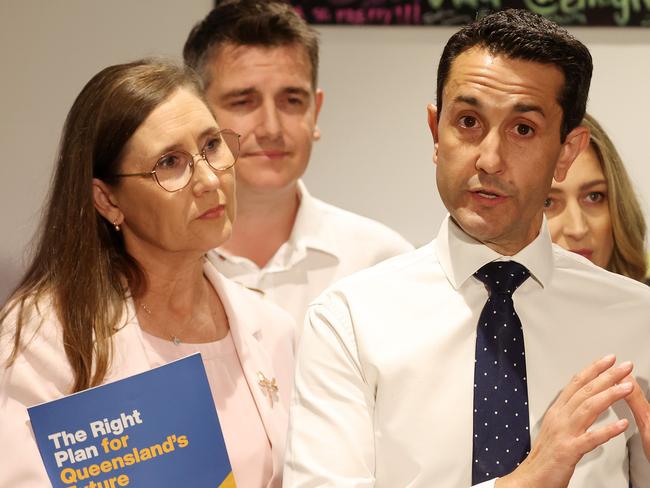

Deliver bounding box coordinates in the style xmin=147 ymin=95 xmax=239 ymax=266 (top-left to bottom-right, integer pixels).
xmin=0 ymin=262 xmax=295 ymax=487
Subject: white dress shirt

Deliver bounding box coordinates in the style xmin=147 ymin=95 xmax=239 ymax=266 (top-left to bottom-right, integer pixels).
xmin=284 ymin=215 xmax=650 ymax=487
xmin=208 ymin=181 xmax=413 ymax=331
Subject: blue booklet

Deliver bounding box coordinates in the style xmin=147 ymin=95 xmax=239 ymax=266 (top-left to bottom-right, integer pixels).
xmin=28 ymin=353 xmax=236 ymax=487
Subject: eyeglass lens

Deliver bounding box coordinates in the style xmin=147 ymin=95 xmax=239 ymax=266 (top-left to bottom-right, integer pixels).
xmin=154 ymin=130 xmax=239 ymax=191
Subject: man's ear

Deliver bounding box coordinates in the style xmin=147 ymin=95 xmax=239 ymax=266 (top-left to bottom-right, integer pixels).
xmin=92 ymin=178 xmax=123 ymax=226
xmin=312 ymin=88 xmax=324 ymax=141
xmin=427 ymin=104 xmax=439 ymax=164
xmin=554 ymin=125 xmax=590 ymax=182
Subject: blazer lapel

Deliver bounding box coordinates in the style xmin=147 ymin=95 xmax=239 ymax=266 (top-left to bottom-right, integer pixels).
xmin=204 ymin=265 xmax=288 ymax=482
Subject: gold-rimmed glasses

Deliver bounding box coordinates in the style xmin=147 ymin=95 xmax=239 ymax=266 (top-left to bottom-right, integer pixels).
xmin=114 ymin=129 xmax=240 ymax=192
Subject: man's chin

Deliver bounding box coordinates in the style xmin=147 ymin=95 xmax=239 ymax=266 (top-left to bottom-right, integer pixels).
xmin=236 ymin=176 xmax=301 ymax=196
xmin=451 ymin=209 xmax=542 ymax=255
xmin=451 ymin=210 xmax=498 ymax=243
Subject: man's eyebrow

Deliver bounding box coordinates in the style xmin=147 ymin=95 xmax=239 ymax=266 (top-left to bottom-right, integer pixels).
xmin=220 ymin=86 xmax=311 ymax=99
xmin=284 ymin=86 xmax=310 ymax=96
xmin=220 ymin=87 xmax=257 ymax=99
xmin=514 ymin=103 xmax=545 ymax=116
xmin=453 ymin=95 xmax=479 ymax=107
xmin=452 ymin=96 xmax=545 ymax=117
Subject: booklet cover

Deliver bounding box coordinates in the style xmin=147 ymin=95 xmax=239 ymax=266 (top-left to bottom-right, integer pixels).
xmin=28 ymin=353 xmax=236 ymax=488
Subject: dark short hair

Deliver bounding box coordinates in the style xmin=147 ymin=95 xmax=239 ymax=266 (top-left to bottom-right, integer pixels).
xmin=436 ymin=9 xmax=592 ymax=141
xmin=183 ymin=0 xmax=320 ymax=88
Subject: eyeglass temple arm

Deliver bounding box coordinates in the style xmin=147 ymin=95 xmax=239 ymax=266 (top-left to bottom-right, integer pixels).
xmin=114 ymin=170 xmax=156 ymax=178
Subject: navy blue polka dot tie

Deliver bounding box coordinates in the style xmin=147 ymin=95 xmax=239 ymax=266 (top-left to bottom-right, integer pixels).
xmin=472 ymin=261 xmax=531 ymax=484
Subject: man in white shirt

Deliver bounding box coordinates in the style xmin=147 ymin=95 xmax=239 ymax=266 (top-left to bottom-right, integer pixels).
xmin=284 ymin=9 xmax=650 ymax=487
xmin=183 ymin=1 xmax=413 ymax=328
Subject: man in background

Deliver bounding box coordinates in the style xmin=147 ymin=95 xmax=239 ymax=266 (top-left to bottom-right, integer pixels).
xmin=183 ymin=0 xmax=412 ymax=329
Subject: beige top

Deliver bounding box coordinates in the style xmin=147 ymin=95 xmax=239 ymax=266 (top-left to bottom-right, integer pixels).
xmin=141 ymin=330 xmax=274 ymax=488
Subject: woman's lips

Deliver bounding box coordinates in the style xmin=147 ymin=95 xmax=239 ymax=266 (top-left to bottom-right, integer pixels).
xmin=199 ymin=205 xmax=225 ymax=219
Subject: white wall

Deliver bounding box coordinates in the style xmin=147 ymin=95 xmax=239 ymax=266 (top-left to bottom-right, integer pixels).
xmin=1 ymin=0 xmax=649 ymax=301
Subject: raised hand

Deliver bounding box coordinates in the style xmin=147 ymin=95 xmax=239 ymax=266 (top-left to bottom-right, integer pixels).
xmin=496 ymin=355 xmax=634 ymax=488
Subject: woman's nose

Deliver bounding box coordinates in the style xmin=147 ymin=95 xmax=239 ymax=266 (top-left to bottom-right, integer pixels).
xmin=192 ymin=157 xmax=221 ymax=194
xmin=561 ymin=200 xmax=589 ymax=240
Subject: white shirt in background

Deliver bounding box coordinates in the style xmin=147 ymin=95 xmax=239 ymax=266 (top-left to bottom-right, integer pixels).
xmin=208 ymin=181 xmax=413 ymax=331
xmin=284 ymin=215 xmax=650 ymax=487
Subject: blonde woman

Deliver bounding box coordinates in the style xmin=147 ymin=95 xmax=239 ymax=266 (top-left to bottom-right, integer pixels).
xmin=544 ymin=113 xmax=647 ymax=281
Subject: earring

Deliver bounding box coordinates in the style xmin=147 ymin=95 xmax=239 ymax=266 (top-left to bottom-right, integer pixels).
xmin=113 ymin=220 xmax=121 ymax=232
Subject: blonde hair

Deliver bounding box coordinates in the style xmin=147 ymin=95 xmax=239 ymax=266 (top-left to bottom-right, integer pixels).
xmin=583 ymin=113 xmax=647 ymax=281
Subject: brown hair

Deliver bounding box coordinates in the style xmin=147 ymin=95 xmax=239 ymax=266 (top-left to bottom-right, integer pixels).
xmin=583 ymin=114 xmax=647 ymax=281
xmin=183 ymin=0 xmax=319 ymax=89
xmin=1 ymin=59 xmax=204 ymax=392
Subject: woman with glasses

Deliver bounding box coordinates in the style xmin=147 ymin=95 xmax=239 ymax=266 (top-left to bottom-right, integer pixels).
xmin=0 ymin=60 xmax=294 ymax=488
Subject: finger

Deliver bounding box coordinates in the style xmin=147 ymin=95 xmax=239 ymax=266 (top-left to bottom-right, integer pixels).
xmin=565 ymin=360 xmax=633 ymax=414
xmin=623 ymin=375 xmax=650 ymax=431
xmin=570 ymin=381 xmax=634 ymax=433
xmin=556 ymin=354 xmax=617 ymax=407
xmin=574 ymin=418 xmax=628 ymax=455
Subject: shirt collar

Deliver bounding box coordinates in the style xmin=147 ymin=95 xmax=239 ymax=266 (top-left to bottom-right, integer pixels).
xmin=435 ymin=214 xmax=553 ymax=290
xmin=213 ymin=180 xmax=339 ymax=267
xmin=289 ymin=180 xmax=339 ymax=258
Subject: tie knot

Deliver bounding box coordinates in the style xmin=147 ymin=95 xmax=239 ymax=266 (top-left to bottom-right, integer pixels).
xmin=475 ymin=261 xmax=530 ymax=295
